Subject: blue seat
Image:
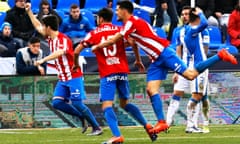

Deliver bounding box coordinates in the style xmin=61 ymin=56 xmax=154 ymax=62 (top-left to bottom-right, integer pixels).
xmin=140 ymin=0 xmax=156 ymax=8
xmin=7 ymin=0 xmax=15 ymax=8
xmin=55 ymin=9 xmax=66 ymax=21
xmin=207 ymin=26 xmax=222 ymax=49
xmin=80 ymin=48 xmax=95 ymax=57
xmin=153 ymin=27 xmax=167 ymax=39
xmin=31 ymin=0 xmax=52 ymax=14
xmin=133 ymin=9 xmax=151 ymax=24
xmin=56 ymin=0 xmax=80 ymax=14
xmin=0 ymin=12 xmax=6 ymax=26
xmin=84 ymin=0 xmax=107 ymax=14
xmin=112 ymin=13 xmax=122 ymax=26
xmin=81 ymin=9 xmax=96 ymax=26
xmin=217 ymin=34 xmax=239 ymax=54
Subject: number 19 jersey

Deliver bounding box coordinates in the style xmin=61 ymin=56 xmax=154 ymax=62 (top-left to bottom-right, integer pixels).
xmin=81 ymin=23 xmax=129 ymax=78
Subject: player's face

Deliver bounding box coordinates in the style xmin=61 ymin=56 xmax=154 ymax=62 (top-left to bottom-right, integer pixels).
xmin=181 ymin=9 xmax=190 ymax=24
xmin=15 ymin=0 xmax=26 ymax=9
xmin=70 ymin=8 xmax=80 ymax=20
xmin=96 ymin=16 xmax=103 ymax=26
xmin=116 ymin=6 xmax=124 ymax=21
xmin=29 ymin=42 xmax=41 ymax=55
xmin=2 ymin=26 xmax=11 ymax=37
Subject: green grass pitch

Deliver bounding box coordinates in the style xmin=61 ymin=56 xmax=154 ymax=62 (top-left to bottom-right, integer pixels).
xmin=0 ymin=125 xmax=239 ymax=144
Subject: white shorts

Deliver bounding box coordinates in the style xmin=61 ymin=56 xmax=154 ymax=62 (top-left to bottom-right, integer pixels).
xmin=174 ymin=69 xmax=209 ymax=94
xmin=190 ymin=69 xmax=209 ymax=94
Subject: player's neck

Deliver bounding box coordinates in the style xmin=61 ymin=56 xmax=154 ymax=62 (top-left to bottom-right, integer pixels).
xmin=50 ymin=31 xmax=59 ymax=39
xmin=123 ymin=14 xmax=132 ymax=23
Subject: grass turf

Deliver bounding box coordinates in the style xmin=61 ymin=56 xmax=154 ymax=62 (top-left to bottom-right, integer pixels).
xmin=0 ymin=125 xmax=239 ymax=144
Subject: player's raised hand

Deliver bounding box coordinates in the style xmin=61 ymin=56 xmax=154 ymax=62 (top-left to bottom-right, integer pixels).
xmin=134 ymin=61 xmax=145 ymax=72
xmin=25 ymin=2 xmax=31 ymax=12
xmin=192 ymin=7 xmax=202 ymax=15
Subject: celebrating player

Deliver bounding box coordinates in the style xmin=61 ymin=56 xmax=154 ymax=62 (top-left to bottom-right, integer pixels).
xmin=73 ymin=8 xmax=157 ymax=144
xmin=91 ymin=0 xmax=237 ymax=137
xmin=25 ymin=3 xmax=102 ymax=135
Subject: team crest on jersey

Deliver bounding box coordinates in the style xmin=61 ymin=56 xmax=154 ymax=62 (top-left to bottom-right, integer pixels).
xmin=199 ymin=82 xmax=203 ymax=90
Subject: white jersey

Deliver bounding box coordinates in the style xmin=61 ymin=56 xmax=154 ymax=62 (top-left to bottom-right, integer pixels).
xmin=173 ymin=25 xmax=209 ymax=94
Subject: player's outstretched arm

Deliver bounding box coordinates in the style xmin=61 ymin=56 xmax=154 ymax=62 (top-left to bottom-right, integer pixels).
xmin=35 ymin=50 xmax=65 ymax=66
xmin=92 ymin=33 xmax=123 ymax=52
xmin=73 ymin=43 xmax=85 ymax=72
xmin=25 ymin=3 xmax=46 ymax=36
xmin=127 ymin=37 xmax=145 ymax=72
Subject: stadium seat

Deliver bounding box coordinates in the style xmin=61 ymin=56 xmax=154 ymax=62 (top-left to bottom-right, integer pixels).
xmin=56 ymin=0 xmax=80 ymax=14
xmin=112 ymin=13 xmax=122 ymax=26
xmin=153 ymin=27 xmax=167 ymax=39
xmin=217 ymin=34 xmax=239 ymax=54
xmin=140 ymin=0 xmax=156 ymax=8
xmin=133 ymin=9 xmax=151 ymax=24
xmin=7 ymin=0 xmax=15 ymax=8
xmin=80 ymin=48 xmax=95 ymax=57
xmin=0 ymin=12 xmax=6 ymax=26
xmin=81 ymin=9 xmax=96 ymax=26
xmin=84 ymin=0 xmax=107 ymax=14
xmin=31 ymin=0 xmax=52 ymax=14
xmin=55 ymin=9 xmax=66 ymax=20
xmin=207 ymin=26 xmax=222 ymax=50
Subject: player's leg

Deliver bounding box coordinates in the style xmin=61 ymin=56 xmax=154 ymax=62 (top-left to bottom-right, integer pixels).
xmin=182 ymin=49 xmax=237 ymax=80
xmin=201 ymin=95 xmax=210 ymax=133
xmin=69 ymin=77 xmax=102 ymax=136
xmin=166 ymin=90 xmax=184 ymax=126
xmin=101 ymin=75 xmax=124 ymax=144
xmin=52 ymin=81 xmax=87 ymax=133
xmin=166 ymin=74 xmax=188 ymax=126
xmin=145 ymin=61 xmax=169 ymax=134
xmin=117 ymin=74 xmax=157 ymax=141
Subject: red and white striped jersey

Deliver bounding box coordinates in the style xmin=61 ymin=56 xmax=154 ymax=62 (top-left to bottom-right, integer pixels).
xmin=120 ymin=15 xmax=170 ymax=61
xmin=48 ymin=32 xmax=82 ymax=81
xmin=81 ymin=23 xmax=129 ymax=78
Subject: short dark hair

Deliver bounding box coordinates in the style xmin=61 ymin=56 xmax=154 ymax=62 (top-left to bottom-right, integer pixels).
xmin=189 ymin=8 xmax=199 ymax=23
xmin=97 ymin=8 xmax=113 ymax=22
xmin=117 ymin=0 xmax=134 ymax=14
xmin=182 ymin=6 xmax=191 ymax=11
xmin=42 ymin=15 xmax=59 ymax=31
xmin=29 ymin=37 xmax=40 ymax=44
xmin=70 ymin=4 xmax=79 ymax=9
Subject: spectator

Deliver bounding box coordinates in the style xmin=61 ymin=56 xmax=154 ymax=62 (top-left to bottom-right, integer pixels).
xmin=37 ymin=0 xmax=62 ymax=25
xmin=4 ymin=0 xmax=35 ymax=47
xmin=214 ymin=0 xmax=238 ymax=42
xmin=16 ymin=37 xmax=46 ymax=75
xmin=60 ymin=4 xmax=94 ymax=48
xmin=180 ymin=0 xmax=218 ymax=26
xmin=154 ymin=0 xmax=179 ymax=40
xmin=0 ymin=0 xmax=10 ymax=12
xmin=0 ymin=22 xmax=21 ymax=57
xmin=228 ymin=2 xmax=240 ymax=51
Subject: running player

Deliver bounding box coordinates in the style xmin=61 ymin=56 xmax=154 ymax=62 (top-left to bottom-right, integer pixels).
xmin=166 ymin=6 xmax=210 ymax=133
xmin=73 ymin=8 xmax=157 ymax=144
xmin=91 ymin=0 xmax=237 ymax=136
xmin=25 ymin=3 xmax=102 ymax=135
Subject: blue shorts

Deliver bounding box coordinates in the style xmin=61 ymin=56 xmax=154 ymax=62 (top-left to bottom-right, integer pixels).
xmin=53 ymin=77 xmax=86 ymax=101
xmin=100 ymin=73 xmax=130 ymax=102
xmin=147 ymin=46 xmax=187 ymax=82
